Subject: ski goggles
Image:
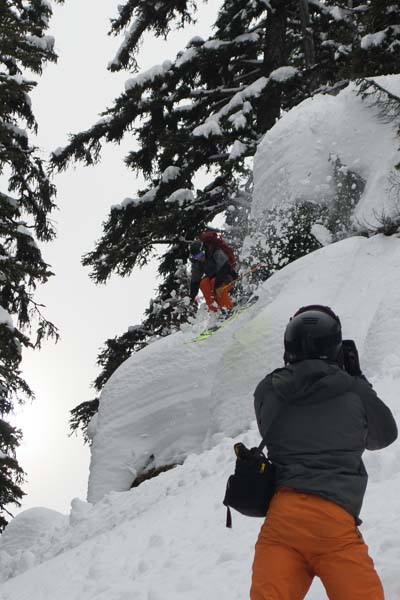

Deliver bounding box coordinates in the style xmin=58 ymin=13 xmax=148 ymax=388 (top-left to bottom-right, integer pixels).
xmin=193 ymin=251 xmax=205 ymax=260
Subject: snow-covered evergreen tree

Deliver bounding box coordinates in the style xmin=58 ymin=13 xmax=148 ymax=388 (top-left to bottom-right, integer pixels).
xmin=0 ymin=0 xmax=62 ymax=528
xmin=358 ymin=0 xmax=400 ymax=76
xmin=309 ymin=0 xmax=400 ymax=84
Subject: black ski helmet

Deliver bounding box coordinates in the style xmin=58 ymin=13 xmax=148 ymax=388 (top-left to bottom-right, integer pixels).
xmin=284 ymin=305 xmax=342 ymax=363
xmin=190 ymin=240 xmax=204 ymax=256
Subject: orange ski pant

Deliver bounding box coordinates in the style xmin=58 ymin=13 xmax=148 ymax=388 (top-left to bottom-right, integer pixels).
xmin=251 ymin=488 xmax=384 ymax=600
xmin=199 ymin=277 xmax=234 ymax=311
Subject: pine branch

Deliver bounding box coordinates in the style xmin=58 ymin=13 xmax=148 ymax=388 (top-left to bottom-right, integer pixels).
xmin=356 ymin=77 xmax=400 ymax=168
xmin=234 ymin=67 xmax=264 ymax=85
xmin=108 ymin=0 xmax=200 ymax=71
xmin=357 ymin=78 xmax=400 ymax=107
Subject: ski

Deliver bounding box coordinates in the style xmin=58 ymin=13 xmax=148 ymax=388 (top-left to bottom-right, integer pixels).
xmin=189 ymin=296 xmax=258 ymax=343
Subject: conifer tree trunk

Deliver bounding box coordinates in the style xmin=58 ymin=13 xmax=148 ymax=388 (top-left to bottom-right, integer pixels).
xmin=258 ymin=2 xmax=290 ymax=133
xmin=298 ymin=0 xmax=316 ymax=69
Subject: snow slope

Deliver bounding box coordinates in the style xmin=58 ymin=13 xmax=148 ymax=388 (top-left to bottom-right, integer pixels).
xmin=1 ymin=235 xmax=400 ymax=599
xmin=0 ymin=508 xmax=67 ymax=557
xmin=87 ymin=233 xmax=400 ymax=504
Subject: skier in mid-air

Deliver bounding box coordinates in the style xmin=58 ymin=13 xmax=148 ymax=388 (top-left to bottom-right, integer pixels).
xmin=189 ymin=231 xmax=237 ymax=312
xmin=251 ymin=305 xmax=397 ymax=600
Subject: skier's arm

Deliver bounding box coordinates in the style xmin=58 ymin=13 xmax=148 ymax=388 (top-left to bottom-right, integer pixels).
xmin=190 ymin=280 xmax=200 ymax=300
xmin=355 ymin=377 xmax=398 ymax=450
xmin=190 ymin=262 xmax=203 ymax=300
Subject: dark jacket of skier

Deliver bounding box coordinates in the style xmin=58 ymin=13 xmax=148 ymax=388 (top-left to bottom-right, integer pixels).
xmin=254 ymin=359 xmax=398 ymax=521
xmin=190 ymin=245 xmax=236 ymax=300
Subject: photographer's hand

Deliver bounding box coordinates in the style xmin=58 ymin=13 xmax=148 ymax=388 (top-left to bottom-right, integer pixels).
xmin=342 ymin=339 xmax=362 ymax=377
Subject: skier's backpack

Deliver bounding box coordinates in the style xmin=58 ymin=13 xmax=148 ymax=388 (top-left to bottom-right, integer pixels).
xmin=199 ymin=231 xmax=237 ymax=267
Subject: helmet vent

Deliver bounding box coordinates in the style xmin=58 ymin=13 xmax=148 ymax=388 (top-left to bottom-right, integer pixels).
xmin=302 ymin=317 xmax=319 ymax=325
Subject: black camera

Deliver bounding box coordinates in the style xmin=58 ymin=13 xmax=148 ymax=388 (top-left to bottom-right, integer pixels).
xmin=340 ymin=339 xmax=362 ymax=377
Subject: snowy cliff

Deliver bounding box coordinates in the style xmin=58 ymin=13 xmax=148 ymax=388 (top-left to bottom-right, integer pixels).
xmin=87 ymin=74 xmax=400 ymax=504
xmin=87 ymin=235 xmax=400 ymax=507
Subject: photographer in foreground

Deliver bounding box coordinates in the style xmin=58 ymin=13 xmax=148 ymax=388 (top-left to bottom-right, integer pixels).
xmin=251 ymin=305 xmax=397 ymax=600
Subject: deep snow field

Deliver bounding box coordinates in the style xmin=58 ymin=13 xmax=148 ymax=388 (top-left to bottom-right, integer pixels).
xmin=1 ymin=75 xmax=400 ymax=599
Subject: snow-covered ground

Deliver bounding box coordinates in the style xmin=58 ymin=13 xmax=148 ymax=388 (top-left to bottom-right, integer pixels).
xmin=1 ymin=75 xmax=400 ymax=599
xmin=1 ymin=234 xmax=399 ymax=599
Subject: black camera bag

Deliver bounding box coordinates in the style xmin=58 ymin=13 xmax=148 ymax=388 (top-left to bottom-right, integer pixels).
xmin=223 ymin=440 xmax=276 ymax=528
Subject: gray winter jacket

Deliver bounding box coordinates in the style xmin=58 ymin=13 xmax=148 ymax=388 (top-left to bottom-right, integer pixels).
xmin=254 ymin=359 xmax=397 ymax=521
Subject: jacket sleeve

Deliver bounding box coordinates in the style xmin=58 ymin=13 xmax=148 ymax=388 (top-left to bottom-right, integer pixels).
xmin=254 ymin=374 xmax=283 ymax=441
xmin=354 ymin=377 xmax=398 ymax=450
xmin=190 ymin=262 xmax=203 ymax=299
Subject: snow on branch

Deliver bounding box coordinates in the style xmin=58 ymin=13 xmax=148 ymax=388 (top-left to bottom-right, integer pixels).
xmin=233 ymin=32 xmax=260 ymax=44
xmin=1 ymin=120 xmax=28 ymax=140
xmin=0 ymin=73 xmax=32 ymax=86
xmin=228 ymin=140 xmax=248 ymax=160
xmin=125 ymin=61 xmax=172 ymax=91
xmin=165 ymin=189 xmax=195 ymax=207
xmin=361 ymin=26 xmax=400 ymax=50
xmin=192 ymin=77 xmax=268 ymax=138
xmin=112 ymin=187 xmax=159 ymax=211
xmin=308 ymin=0 xmax=352 ymax=22
xmin=180 ymin=30 xmax=260 ymax=67
xmin=26 ymin=35 xmax=55 ymax=51
xmin=269 ymin=66 xmax=299 ymax=83
xmin=361 ymin=30 xmax=387 ymax=50
xmin=203 ymin=39 xmax=229 ymax=51
xmin=176 ymin=47 xmax=199 ymax=68
xmin=228 ymin=111 xmax=247 ymax=130
xmin=192 ymin=120 xmax=222 ymax=138
xmin=161 ymin=166 xmax=181 ymax=183
xmin=109 ymin=17 xmax=146 ymax=71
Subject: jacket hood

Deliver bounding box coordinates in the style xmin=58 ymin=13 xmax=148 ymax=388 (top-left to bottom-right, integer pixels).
xmin=272 ymin=359 xmax=352 ymax=404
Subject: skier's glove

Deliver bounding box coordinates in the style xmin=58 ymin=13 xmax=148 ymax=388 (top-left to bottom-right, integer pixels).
xmin=341 ymin=339 xmax=362 ymax=377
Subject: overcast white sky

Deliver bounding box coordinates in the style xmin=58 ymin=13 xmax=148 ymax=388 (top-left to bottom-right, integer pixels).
xmin=13 ymin=0 xmax=219 ymax=515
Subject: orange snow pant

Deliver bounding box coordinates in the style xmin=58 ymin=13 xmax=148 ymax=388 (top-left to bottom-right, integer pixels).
xmin=251 ymin=488 xmax=384 ymax=600
xmin=199 ymin=276 xmax=234 ymax=312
